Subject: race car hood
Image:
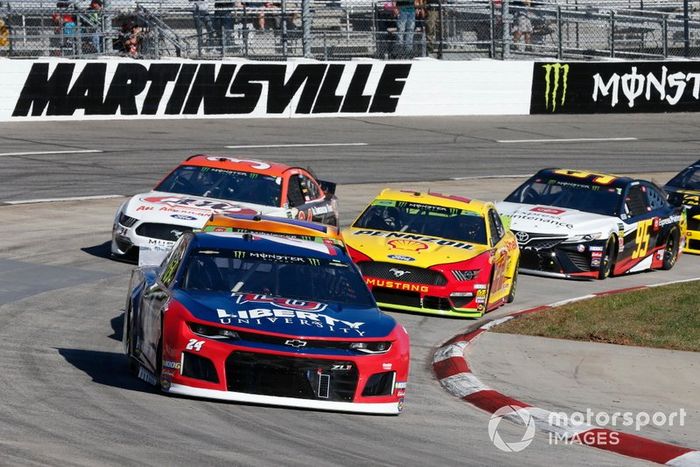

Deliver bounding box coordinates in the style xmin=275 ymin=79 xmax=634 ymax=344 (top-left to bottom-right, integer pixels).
xmin=123 ymin=191 xmax=289 ymax=227
xmin=174 ymin=291 xmax=396 ymax=339
xmin=343 ymin=228 xmax=489 ymax=267
xmin=496 ymin=202 xmax=616 ymax=237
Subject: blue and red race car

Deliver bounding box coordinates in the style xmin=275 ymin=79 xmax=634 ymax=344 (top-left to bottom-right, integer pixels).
xmin=123 ymin=230 xmax=410 ymax=414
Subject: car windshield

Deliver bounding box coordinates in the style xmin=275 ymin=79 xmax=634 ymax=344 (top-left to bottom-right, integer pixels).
xmin=352 ymin=200 xmax=488 ymax=245
xmin=181 ymin=249 xmax=375 ymax=307
xmin=667 ymin=166 xmax=700 ymax=190
xmin=156 ymin=165 xmax=282 ymax=207
xmin=505 ymin=176 xmax=622 ymax=216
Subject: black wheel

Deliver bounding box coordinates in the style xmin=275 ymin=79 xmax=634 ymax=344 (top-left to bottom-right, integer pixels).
xmin=506 ymin=261 xmax=518 ymax=304
xmin=597 ymin=236 xmax=616 ymax=280
xmin=661 ymin=228 xmax=680 ymax=270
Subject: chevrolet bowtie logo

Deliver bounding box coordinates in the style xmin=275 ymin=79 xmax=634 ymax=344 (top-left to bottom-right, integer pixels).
xmin=284 ymin=339 xmax=308 ymax=348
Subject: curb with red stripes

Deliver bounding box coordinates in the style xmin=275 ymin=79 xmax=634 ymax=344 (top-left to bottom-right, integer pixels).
xmin=432 ymin=278 xmax=700 ymax=466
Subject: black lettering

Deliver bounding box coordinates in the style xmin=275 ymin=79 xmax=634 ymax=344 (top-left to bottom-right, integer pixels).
xmin=142 ymin=64 xmax=181 ymax=115
xmin=312 ymin=64 xmax=344 ymax=113
xmin=12 ymin=63 xmax=75 ymax=117
xmin=341 ymin=64 xmax=372 ymax=113
xmin=69 ymin=63 xmax=107 ymax=115
xmin=369 ymin=64 xmax=411 ymax=113
xmin=165 ymin=64 xmax=198 ymax=114
xmin=101 ymin=63 xmax=149 ymax=115
xmin=227 ymin=65 xmax=266 ymax=114
xmin=183 ymin=64 xmax=237 ymax=114
xmin=266 ymin=64 xmax=326 ymax=114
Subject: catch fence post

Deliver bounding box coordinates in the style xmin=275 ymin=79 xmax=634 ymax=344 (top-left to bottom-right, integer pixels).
xmin=556 ymin=5 xmax=562 ymax=59
xmin=302 ymin=0 xmax=311 ymax=57
xmin=502 ymin=0 xmax=510 ymax=59
xmin=610 ymin=10 xmax=615 ymax=58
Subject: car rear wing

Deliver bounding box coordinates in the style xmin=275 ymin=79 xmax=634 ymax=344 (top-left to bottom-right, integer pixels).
xmin=318 ymin=180 xmax=336 ymax=198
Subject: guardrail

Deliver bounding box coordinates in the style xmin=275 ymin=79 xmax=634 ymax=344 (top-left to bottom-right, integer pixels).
xmin=2 ymin=0 xmax=700 ymax=60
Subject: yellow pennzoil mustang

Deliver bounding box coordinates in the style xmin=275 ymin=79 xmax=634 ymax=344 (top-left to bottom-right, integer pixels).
xmin=343 ymin=190 xmax=520 ymax=318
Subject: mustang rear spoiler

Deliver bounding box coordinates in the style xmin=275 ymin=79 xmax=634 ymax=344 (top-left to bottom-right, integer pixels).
xmin=318 ymin=180 xmax=336 ymax=197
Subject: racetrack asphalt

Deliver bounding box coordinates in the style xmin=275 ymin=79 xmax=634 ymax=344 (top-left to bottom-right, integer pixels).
xmin=471 ymin=332 xmax=700 ymax=448
xmin=0 ymin=115 xmax=698 ymax=466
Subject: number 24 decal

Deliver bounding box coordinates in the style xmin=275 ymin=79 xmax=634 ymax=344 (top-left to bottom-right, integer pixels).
xmin=186 ymin=339 xmax=205 ymax=352
xmin=632 ymin=219 xmax=653 ymax=259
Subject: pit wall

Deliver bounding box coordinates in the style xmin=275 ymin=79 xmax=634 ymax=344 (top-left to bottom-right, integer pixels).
xmin=0 ymin=58 xmax=698 ymax=121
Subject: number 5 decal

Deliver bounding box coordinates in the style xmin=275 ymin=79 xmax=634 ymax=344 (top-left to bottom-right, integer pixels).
xmin=186 ymin=339 xmax=205 ymax=352
xmin=632 ymin=219 xmax=652 ymax=259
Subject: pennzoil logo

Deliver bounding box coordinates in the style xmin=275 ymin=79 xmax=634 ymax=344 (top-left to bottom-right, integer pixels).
xmin=542 ymin=63 xmax=570 ymax=112
xmin=387 ymin=239 xmax=429 ymax=252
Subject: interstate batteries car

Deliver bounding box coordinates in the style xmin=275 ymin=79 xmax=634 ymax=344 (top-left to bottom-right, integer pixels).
xmin=202 ymin=213 xmax=345 ymax=250
xmin=343 ymin=190 xmax=520 ymax=318
xmin=497 ymin=169 xmax=684 ymax=279
xmin=664 ymin=160 xmax=700 ymax=254
xmin=112 ymin=156 xmax=338 ymax=260
xmin=123 ymin=231 xmax=409 ymax=414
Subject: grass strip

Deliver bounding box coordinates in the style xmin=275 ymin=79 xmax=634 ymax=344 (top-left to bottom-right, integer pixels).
xmin=495 ymin=280 xmax=700 ymax=352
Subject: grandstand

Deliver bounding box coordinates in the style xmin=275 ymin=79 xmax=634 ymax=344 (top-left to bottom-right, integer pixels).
xmin=1 ymin=0 xmax=699 ymax=60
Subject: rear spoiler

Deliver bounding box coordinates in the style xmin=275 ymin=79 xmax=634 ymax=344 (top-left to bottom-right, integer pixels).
xmin=318 ymin=180 xmax=336 ymax=197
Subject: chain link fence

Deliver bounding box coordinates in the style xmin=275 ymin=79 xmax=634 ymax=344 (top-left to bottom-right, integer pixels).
xmin=1 ymin=0 xmax=700 ymax=60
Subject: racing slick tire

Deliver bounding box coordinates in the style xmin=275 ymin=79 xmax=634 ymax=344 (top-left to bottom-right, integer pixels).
xmin=597 ymin=236 xmax=617 ymax=280
xmin=661 ymin=227 xmax=680 ymax=271
xmin=506 ymin=262 xmax=518 ymax=304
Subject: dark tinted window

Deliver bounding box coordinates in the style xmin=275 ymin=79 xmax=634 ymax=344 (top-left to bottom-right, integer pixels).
xmin=287 ymin=175 xmax=306 ymax=207
xmin=488 ymin=209 xmax=505 ymax=245
xmin=645 ymin=184 xmax=668 ymax=210
xmin=667 ymin=165 xmax=700 ymax=190
xmin=624 ymin=185 xmax=650 ymax=218
xmin=300 ymin=174 xmax=321 ymax=201
xmin=181 ymin=249 xmax=375 ymax=307
xmin=353 ymin=200 xmax=488 ymax=245
xmin=156 ymin=166 xmax=282 ymax=207
xmin=505 ymin=176 xmax=622 ymax=217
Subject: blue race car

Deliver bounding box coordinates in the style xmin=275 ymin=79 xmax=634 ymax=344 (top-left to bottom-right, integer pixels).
xmin=123 ymin=231 xmax=410 ymax=414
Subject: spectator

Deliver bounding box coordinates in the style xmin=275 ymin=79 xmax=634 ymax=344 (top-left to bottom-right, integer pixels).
xmin=0 ymin=12 xmax=9 ymax=53
xmin=424 ymin=0 xmax=439 ymax=52
xmin=512 ymin=0 xmax=533 ymax=50
xmin=190 ymin=0 xmax=214 ymax=48
xmin=118 ymin=20 xmax=143 ymax=57
xmin=242 ymin=0 xmax=268 ymax=31
xmin=85 ymin=0 xmax=103 ymax=54
xmin=51 ymin=2 xmax=77 ymax=56
xmin=213 ymin=0 xmax=235 ymax=46
xmin=393 ymin=0 xmax=416 ymax=58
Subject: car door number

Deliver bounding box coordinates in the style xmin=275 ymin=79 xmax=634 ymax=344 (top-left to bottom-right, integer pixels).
xmin=632 ymin=219 xmax=653 ymax=259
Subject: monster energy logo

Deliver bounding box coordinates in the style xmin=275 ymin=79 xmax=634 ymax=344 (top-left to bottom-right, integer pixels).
xmin=543 ymin=63 xmax=570 ymax=112
xmin=233 ymin=251 xmax=245 ymax=259
xmin=308 ymin=258 xmax=320 ymax=266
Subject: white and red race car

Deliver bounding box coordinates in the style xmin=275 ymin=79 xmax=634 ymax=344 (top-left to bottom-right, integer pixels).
xmin=112 ymin=155 xmax=338 ymax=262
